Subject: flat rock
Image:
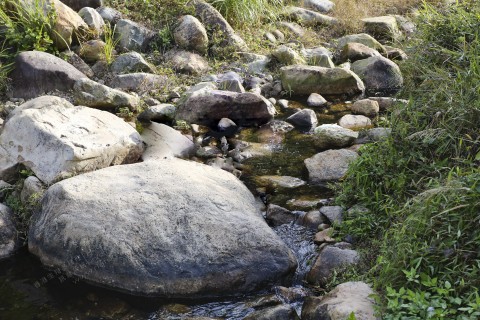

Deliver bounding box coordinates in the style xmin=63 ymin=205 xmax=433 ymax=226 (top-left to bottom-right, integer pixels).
xmin=303 ymin=0 xmax=334 ymax=13
xmin=110 ymin=73 xmax=168 ymax=93
xmin=335 ymin=33 xmax=386 ymax=55
xmin=0 ymin=96 xmax=143 ymax=184
xmin=176 ymin=90 xmax=275 ymax=127
xmin=280 ymin=65 xmax=364 ymax=98
xmin=0 ymin=204 xmax=18 ymax=259
xmin=255 ymin=176 xmax=306 ymax=189
xmin=10 ymin=51 xmax=87 ymax=99
xmin=302 ymin=282 xmax=377 ymax=320
xmin=338 ymin=42 xmax=381 ymax=64
xmin=73 ymin=78 xmax=139 ymax=111
xmin=285 ymin=6 xmax=337 ymax=26
xmin=350 ymin=98 xmax=379 ymax=117
xmin=165 ymin=50 xmax=209 ymax=75
xmin=28 ymin=159 xmax=297 ymax=297
xmin=305 ymin=149 xmax=358 ymax=183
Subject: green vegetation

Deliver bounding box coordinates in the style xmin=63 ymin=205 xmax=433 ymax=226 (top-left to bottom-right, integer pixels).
xmin=335 ymin=1 xmax=480 ymax=318
xmin=209 ymin=0 xmax=283 ymax=26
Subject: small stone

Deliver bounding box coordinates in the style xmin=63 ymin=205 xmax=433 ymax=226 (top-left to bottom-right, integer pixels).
xmin=277 ymin=99 xmax=290 ymax=111
xmin=286 ymin=109 xmax=318 ymax=129
xmin=165 ymin=50 xmax=209 ymax=75
xmin=78 ymin=7 xmax=105 ymax=36
xmin=313 ymin=124 xmax=358 ymax=149
xmin=306 ymin=246 xmax=360 ymax=285
xmin=272 ymin=30 xmax=285 ymax=42
xmin=137 ymin=104 xmax=176 ymax=123
xmin=338 ymin=114 xmax=372 ymax=130
xmin=314 ymin=228 xmax=335 ymax=244
xmin=272 ymin=45 xmax=305 ymax=65
xmin=305 ymin=149 xmax=358 ymax=183
xmin=218 ymin=118 xmax=238 ymax=136
xmin=307 ymin=93 xmax=327 ymax=108
xmin=173 ymin=15 xmax=209 ymax=54
xmin=20 ymin=176 xmax=44 ymax=205
xmin=264 ymin=32 xmax=277 ymax=43
xmin=96 ymin=6 xmax=122 ymax=24
xmin=79 ymin=39 xmax=106 ymax=62
xmin=255 ymin=176 xmax=306 ymax=189
xmin=350 ymin=99 xmax=379 ymax=117
xmin=319 ymin=206 xmax=344 ymax=224
xmin=115 ymin=19 xmax=154 ymax=51
xmin=297 ymin=210 xmax=326 ymax=230
xmin=110 ymin=52 xmax=155 ymax=74
xmin=266 ymin=204 xmax=296 ymax=227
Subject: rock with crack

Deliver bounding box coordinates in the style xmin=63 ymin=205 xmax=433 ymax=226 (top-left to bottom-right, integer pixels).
xmin=0 ymin=96 xmax=143 ymax=184
xmin=28 ymin=159 xmax=297 ymax=297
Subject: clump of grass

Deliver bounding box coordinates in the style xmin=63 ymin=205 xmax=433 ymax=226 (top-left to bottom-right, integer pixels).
xmin=208 ymin=0 xmax=284 ymax=27
xmin=335 ymin=0 xmax=480 ymax=318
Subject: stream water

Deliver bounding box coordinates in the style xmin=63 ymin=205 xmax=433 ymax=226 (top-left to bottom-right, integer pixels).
xmin=0 ymin=103 xmax=349 ymax=319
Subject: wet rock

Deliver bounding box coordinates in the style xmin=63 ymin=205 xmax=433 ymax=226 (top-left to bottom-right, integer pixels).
xmin=0 ymin=204 xmax=18 ymax=259
xmin=362 ymin=15 xmax=402 ymax=41
xmin=166 ymin=50 xmax=209 ymax=75
xmin=78 ymin=6 xmax=105 ymax=36
xmin=351 ymin=56 xmax=403 ymax=95
xmin=335 ymin=33 xmax=386 ymax=55
xmin=0 ymin=96 xmax=143 ymax=184
xmin=313 ymin=124 xmax=358 ymax=149
xmin=275 ymin=286 xmax=309 ymax=302
xmin=176 ymin=90 xmax=275 ymax=127
xmin=301 ymin=282 xmax=377 ymax=320
xmin=78 ymin=39 xmax=106 ymax=62
xmin=286 ymin=198 xmax=326 ymax=211
xmin=255 ymin=120 xmax=294 ymax=144
xmin=28 ymin=159 xmax=297 ymax=297
xmin=174 ymin=15 xmax=209 ymax=54
xmin=96 ymin=6 xmax=122 ymax=24
xmin=286 ymin=109 xmax=317 ymax=130
xmin=62 ymin=51 xmax=94 ymax=78
xmin=59 ymin=0 xmax=102 ymax=11
xmin=256 ymin=176 xmax=306 ymax=189
xmin=244 ymin=304 xmax=299 ymax=320
xmin=285 ymin=6 xmax=337 ymax=26
xmin=350 ymin=98 xmax=379 ymax=117
xmin=297 ymin=210 xmax=327 ymax=230
xmin=228 ymin=140 xmax=273 ymax=162
xmin=338 ymin=42 xmax=381 ymax=64
xmin=138 ymin=104 xmax=176 ymax=123
xmin=110 ymin=52 xmax=155 ymax=74
xmin=110 ymin=73 xmax=168 ymax=93
xmin=272 ymin=45 xmax=305 ymax=65
xmin=266 ymin=204 xmax=296 ymax=227
xmin=314 ymin=228 xmax=335 ymax=244
xmin=191 ymin=0 xmax=248 ymax=51
xmin=217 ymin=118 xmax=238 ymax=136
xmin=305 ymin=149 xmax=358 ymax=183
xmin=320 ymin=206 xmax=344 ymax=224
xmin=280 ymin=65 xmax=364 ymax=98
xmin=73 ymin=78 xmax=139 ymax=111
xmin=196 ymin=146 xmax=222 ymax=158
xmin=115 ymin=19 xmax=154 ymax=51
xmin=306 ymin=245 xmax=360 ymax=285
xmin=10 ymin=51 xmax=87 ymax=99
xmin=338 ymin=114 xmax=372 ymax=130
xmin=141 ymin=123 xmax=194 ymax=161
xmin=20 ymin=176 xmax=44 ymax=205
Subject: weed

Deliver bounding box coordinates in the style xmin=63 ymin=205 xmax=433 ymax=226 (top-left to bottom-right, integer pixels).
xmin=102 ymin=23 xmax=119 ymax=64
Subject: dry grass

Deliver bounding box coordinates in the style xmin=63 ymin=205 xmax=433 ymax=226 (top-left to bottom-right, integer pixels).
xmin=330 ymin=0 xmax=440 ymax=35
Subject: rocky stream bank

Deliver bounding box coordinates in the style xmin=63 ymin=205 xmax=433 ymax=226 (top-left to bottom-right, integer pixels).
xmin=0 ymin=0 xmax=415 ymax=318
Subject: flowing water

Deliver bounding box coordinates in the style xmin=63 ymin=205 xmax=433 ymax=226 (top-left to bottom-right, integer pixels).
xmin=0 ymin=104 xmax=348 ymax=319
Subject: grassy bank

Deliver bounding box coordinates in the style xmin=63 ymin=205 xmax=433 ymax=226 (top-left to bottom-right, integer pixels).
xmin=335 ymin=1 xmax=480 ymax=318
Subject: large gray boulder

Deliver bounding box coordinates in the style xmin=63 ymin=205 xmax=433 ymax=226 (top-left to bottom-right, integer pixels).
xmin=302 ymin=282 xmax=378 ymax=320
xmin=59 ymin=0 xmax=102 ymax=11
xmin=176 ymin=90 xmax=275 ymax=127
xmin=351 ymin=56 xmax=403 ymax=95
xmin=173 ymin=15 xmax=209 ymax=54
xmin=115 ymin=19 xmax=154 ymax=51
xmin=73 ymin=78 xmax=140 ymax=111
xmin=280 ymin=65 xmax=365 ymax=98
xmin=10 ymin=51 xmax=87 ymax=99
xmin=28 ymin=159 xmax=297 ymax=297
xmin=0 ymin=96 xmax=143 ymax=184
xmin=0 ymin=204 xmax=18 ymax=259
xmin=304 ymin=149 xmax=358 ymax=183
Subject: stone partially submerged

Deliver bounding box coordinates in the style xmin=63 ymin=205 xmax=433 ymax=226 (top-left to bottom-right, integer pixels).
xmin=28 ymin=159 xmax=297 ymax=298
xmin=0 ymin=96 xmax=143 ymax=184
xmin=280 ymin=65 xmax=365 ymax=99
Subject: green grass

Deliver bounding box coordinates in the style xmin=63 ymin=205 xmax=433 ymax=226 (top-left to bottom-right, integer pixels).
xmin=334 ymin=0 xmax=480 ymax=318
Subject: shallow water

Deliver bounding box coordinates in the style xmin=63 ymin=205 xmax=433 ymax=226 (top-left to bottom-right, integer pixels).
xmin=0 ymin=103 xmax=347 ymax=319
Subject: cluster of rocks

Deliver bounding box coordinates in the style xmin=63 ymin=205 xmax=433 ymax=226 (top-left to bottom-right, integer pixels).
xmin=0 ymin=0 xmax=416 ymax=318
